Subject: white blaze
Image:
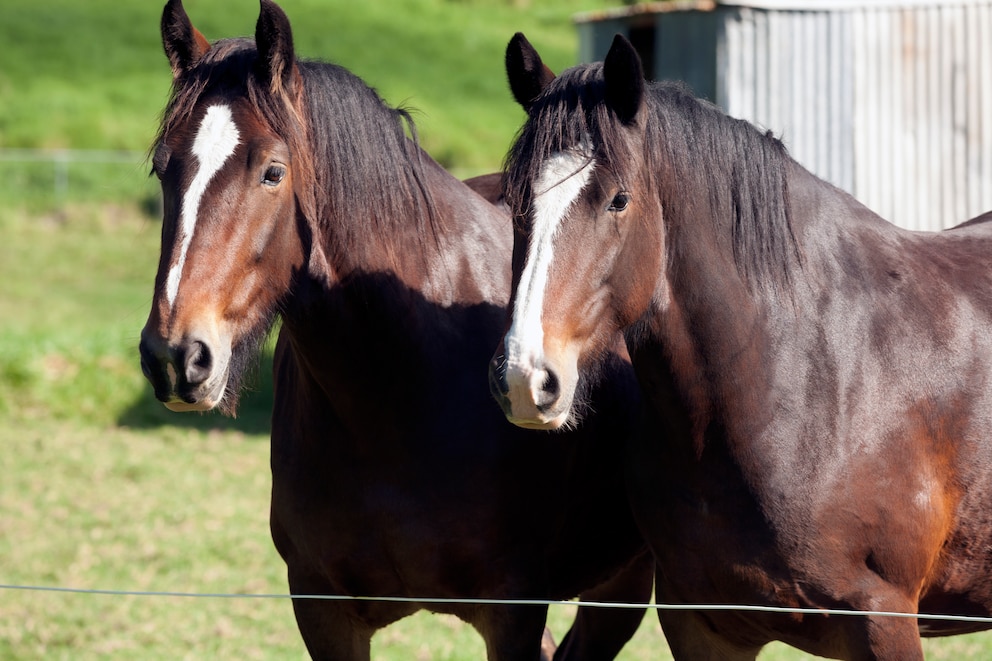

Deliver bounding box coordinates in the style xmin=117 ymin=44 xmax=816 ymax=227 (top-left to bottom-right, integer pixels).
xmin=166 ymin=104 xmax=241 ymax=307
xmin=505 ymin=146 xmax=595 ymax=368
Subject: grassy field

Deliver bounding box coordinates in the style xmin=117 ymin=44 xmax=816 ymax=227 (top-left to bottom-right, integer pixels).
xmin=4 ymin=208 xmax=992 ymax=659
xmin=3 ymin=0 xmax=992 ymax=659
xmin=0 ymin=0 xmax=610 ymax=188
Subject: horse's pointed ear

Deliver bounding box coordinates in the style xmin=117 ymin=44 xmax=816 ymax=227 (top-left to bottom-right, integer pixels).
xmin=505 ymin=33 xmax=556 ymax=112
xmin=161 ymin=0 xmax=211 ymax=79
xmin=603 ymin=34 xmax=645 ymax=125
xmin=255 ymin=0 xmax=298 ymax=95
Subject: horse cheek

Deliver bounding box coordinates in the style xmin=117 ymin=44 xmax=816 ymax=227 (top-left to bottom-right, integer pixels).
xmin=615 ymin=213 xmax=665 ymax=326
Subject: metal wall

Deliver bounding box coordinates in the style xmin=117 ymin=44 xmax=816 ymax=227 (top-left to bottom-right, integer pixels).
xmin=577 ymin=1 xmax=992 ymax=231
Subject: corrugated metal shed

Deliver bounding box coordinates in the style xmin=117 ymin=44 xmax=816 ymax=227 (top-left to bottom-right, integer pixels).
xmin=576 ymin=1 xmax=992 ymax=230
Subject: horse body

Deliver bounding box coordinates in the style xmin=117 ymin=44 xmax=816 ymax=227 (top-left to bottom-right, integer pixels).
xmin=140 ymin=3 xmax=651 ymax=659
xmin=632 ymin=166 xmax=992 ymax=657
xmin=493 ymin=32 xmax=992 ymax=660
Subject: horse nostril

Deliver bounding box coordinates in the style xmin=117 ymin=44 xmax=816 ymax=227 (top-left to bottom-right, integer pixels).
xmin=183 ymin=340 xmax=213 ymax=386
xmin=540 ymin=369 xmax=559 ymax=399
xmin=138 ymin=340 xmax=154 ymax=380
xmin=534 ymin=366 xmax=560 ymax=412
xmin=138 ymin=336 xmax=177 ymax=402
xmin=489 ymin=355 xmax=510 ymax=397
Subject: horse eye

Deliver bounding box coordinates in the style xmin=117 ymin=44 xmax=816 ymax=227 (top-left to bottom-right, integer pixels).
xmin=262 ymin=164 xmax=286 ymax=186
xmin=151 ymin=144 xmax=171 ymax=180
xmin=608 ymin=192 xmax=630 ymax=212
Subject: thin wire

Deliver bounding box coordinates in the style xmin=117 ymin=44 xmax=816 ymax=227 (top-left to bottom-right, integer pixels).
xmin=3 ymin=583 xmax=992 ymax=625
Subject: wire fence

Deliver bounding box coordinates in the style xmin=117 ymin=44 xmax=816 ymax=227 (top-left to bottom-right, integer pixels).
xmin=3 ymin=582 xmax=992 ymax=626
xmin=0 ymin=148 xmax=157 ymax=210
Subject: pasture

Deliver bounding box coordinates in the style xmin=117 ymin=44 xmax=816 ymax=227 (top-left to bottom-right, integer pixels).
xmin=2 ymin=0 xmax=992 ymax=658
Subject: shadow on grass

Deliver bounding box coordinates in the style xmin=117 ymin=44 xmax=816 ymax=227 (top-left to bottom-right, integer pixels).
xmin=117 ymin=351 xmax=274 ymax=436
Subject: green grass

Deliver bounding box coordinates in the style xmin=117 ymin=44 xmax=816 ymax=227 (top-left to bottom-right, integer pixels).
xmin=0 ymin=418 xmax=666 ymax=661
xmin=4 ymin=0 xmax=992 ymax=658
xmin=0 ymin=0 xmax=609 ymax=213
xmin=0 ymin=0 xmax=610 ymax=207
xmin=2 ymin=189 xmax=992 ymax=661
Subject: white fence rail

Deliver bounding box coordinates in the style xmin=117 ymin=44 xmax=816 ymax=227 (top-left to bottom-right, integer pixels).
xmin=0 ymin=148 xmax=149 ymax=202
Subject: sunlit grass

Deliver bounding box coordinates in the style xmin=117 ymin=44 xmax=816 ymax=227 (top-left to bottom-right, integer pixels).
xmin=2 ymin=200 xmax=991 ymax=659
xmin=0 ymin=0 xmax=609 ymax=176
xmin=4 ymin=0 xmax=992 ymax=656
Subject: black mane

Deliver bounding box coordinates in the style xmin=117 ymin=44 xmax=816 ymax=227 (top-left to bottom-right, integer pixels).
xmin=297 ymin=59 xmax=440 ymax=263
xmin=504 ymin=62 xmax=800 ymax=291
xmin=155 ymin=37 xmax=439 ymax=265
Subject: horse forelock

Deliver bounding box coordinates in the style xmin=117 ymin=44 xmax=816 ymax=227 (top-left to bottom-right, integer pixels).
xmin=504 ymin=65 xmax=800 ymax=293
xmin=154 ymin=37 xmax=318 ymax=219
xmin=503 ymin=63 xmax=633 ymax=225
xmin=153 ymin=37 xmax=442 ymax=273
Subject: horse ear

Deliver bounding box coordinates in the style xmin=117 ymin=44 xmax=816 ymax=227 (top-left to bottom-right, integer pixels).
xmin=255 ymin=0 xmax=299 ymax=95
xmin=603 ymin=34 xmax=645 ymax=125
xmin=505 ymin=32 xmax=556 ymax=112
xmin=161 ymin=0 xmax=211 ymax=79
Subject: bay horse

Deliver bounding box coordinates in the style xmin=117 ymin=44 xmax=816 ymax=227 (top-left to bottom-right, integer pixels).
xmin=137 ymin=1 xmax=653 ymax=659
xmin=490 ymin=32 xmax=992 ymax=660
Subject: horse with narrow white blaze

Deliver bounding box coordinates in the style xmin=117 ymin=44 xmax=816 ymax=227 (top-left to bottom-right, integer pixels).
xmin=492 ymin=31 xmax=992 ymax=661
xmin=500 ymin=143 xmax=595 ymax=429
xmin=139 ymin=2 xmax=654 ymax=659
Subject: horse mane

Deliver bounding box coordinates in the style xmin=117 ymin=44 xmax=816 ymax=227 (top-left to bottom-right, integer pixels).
xmin=503 ymin=63 xmax=800 ymax=292
xmin=154 ymin=37 xmax=440 ymax=264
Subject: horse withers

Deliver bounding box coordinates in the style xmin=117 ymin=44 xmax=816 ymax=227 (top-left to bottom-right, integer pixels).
xmin=490 ymin=32 xmax=992 ymax=661
xmin=138 ymin=2 xmax=652 ymax=659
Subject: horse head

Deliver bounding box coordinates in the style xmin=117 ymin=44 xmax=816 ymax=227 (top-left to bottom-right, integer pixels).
xmin=490 ymin=34 xmax=664 ymax=430
xmin=139 ymin=0 xmax=310 ymax=414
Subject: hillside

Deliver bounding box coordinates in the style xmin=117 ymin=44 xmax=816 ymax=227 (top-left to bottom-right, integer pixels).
xmin=0 ymin=0 xmax=616 ymax=174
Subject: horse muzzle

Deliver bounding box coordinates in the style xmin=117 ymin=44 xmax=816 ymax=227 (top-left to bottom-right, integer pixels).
xmin=139 ymin=329 xmax=231 ymax=412
xmin=488 ymin=346 xmax=576 ymax=431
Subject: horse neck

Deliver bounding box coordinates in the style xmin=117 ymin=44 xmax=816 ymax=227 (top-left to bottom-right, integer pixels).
xmin=643 ymin=164 xmax=804 ymax=449
xmin=646 ymin=162 xmax=903 ymax=451
xmin=400 ymin=155 xmax=514 ymax=306
xmin=649 ymin=255 xmax=773 ymax=451
xmin=280 ymin=159 xmax=512 ymax=430
xmin=312 ymin=144 xmax=511 ymax=306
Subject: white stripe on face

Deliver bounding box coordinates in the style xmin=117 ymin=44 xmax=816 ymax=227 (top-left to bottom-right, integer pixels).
xmin=166 ymin=104 xmax=241 ymax=308
xmin=505 ymin=146 xmax=595 ymax=366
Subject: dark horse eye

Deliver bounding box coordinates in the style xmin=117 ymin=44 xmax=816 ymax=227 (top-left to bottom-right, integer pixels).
xmin=608 ymin=192 xmax=630 ymax=212
xmin=151 ymin=143 xmax=171 ymax=180
xmin=263 ymin=164 xmax=286 ymax=186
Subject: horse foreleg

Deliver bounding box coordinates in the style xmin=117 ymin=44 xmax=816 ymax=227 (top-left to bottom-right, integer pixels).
xmin=285 ymin=566 xmax=388 ymax=661
xmin=553 ymin=549 xmax=655 ymax=660
xmin=657 ymin=609 xmax=762 ymax=661
xmin=476 ymin=603 xmax=551 ymax=661
xmin=837 ymin=591 xmax=924 ymax=661
xmin=858 ymin=614 xmax=925 ymax=661
xmin=651 ymin=566 xmax=761 ymax=661
xmin=289 ymin=597 xmax=373 ymax=661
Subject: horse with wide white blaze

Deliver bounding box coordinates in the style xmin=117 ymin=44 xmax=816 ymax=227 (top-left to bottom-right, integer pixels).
xmin=491 ymin=31 xmax=992 ymax=661
xmin=139 ymin=2 xmax=654 ymax=659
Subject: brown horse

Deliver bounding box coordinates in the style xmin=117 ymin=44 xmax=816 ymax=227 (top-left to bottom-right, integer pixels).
xmin=138 ymin=1 xmax=652 ymax=659
xmin=490 ymin=32 xmax=992 ymax=660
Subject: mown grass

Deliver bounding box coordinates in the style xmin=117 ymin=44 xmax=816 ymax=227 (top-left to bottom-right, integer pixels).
xmin=2 ymin=184 xmax=991 ymax=661
xmin=3 ymin=0 xmax=992 ymax=658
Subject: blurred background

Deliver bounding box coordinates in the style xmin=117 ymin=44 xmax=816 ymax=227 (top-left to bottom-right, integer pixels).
xmin=1 ymin=0 xmax=991 ymax=658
